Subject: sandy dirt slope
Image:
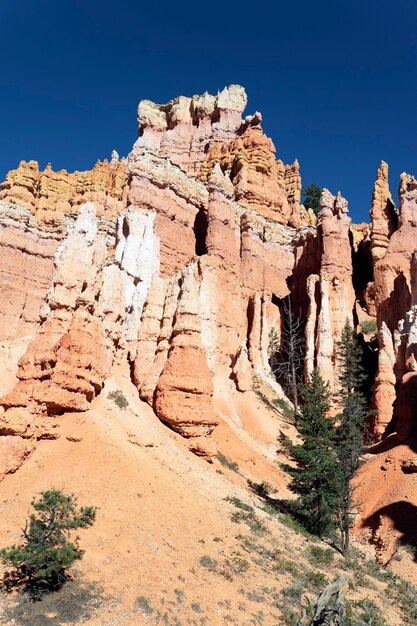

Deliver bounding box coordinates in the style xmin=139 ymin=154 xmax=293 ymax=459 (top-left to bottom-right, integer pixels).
xmin=0 ymin=357 xmax=412 ymax=625
xmin=0 ymin=366 xmax=298 ymax=625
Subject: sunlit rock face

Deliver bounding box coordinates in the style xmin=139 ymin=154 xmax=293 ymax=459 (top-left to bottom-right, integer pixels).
xmin=2 ymin=82 xmax=417 ymax=481
xmin=303 ymin=189 xmax=355 ymax=391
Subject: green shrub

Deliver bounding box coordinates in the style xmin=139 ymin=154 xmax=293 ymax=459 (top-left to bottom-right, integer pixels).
xmin=387 ymin=578 xmax=417 ymax=624
xmin=361 ymin=319 xmax=377 ymax=335
xmin=272 ymin=558 xmax=298 ymax=575
xmin=306 ymin=545 xmax=334 ymax=567
xmin=0 ymin=490 xmax=96 ymax=597
xmin=216 ymin=453 xmax=239 ymax=472
xmin=107 ymin=389 xmax=129 ymax=409
xmin=224 ymin=496 xmax=253 ymax=512
xmin=199 ymin=555 xmax=217 ymax=571
xmin=303 ymin=569 xmax=328 ymax=589
xmin=137 ymin=595 xmax=153 ymax=614
xmin=345 ymin=598 xmax=388 ymax=626
xmin=272 ymin=398 xmax=296 ymax=420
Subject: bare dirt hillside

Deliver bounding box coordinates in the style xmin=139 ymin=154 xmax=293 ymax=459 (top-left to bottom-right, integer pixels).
xmin=0 ymin=356 xmax=415 ymax=625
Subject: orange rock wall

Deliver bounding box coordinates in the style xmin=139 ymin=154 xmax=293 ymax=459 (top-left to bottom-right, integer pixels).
xmin=4 ymin=83 xmax=417 ymax=479
xmin=0 ymin=157 xmax=129 ymax=224
xmin=0 ymin=202 xmax=62 ymax=340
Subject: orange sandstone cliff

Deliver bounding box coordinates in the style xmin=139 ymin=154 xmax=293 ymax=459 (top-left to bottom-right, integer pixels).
xmin=1 ymin=86 xmax=417 ymax=567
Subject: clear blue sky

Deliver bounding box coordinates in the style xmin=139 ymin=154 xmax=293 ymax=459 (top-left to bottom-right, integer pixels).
xmin=1 ymin=0 xmax=417 ymax=222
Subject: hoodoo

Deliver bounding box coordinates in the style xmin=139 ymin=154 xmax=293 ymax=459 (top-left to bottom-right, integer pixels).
xmin=1 ymin=86 xmax=417 ymax=616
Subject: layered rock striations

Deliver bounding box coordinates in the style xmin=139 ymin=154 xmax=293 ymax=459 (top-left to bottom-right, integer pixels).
xmin=0 ymin=156 xmax=129 ymax=224
xmin=2 ymin=83 xmax=417 ymax=482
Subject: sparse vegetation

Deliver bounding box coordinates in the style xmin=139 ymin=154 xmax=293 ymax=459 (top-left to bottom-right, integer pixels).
xmin=361 ymin=319 xmax=377 ymax=335
xmin=199 ymin=555 xmax=217 ymax=571
xmin=225 ymin=496 xmax=253 ymax=512
xmin=272 ymin=397 xmax=296 ymax=420
xmin=345 ymin=598 xmax=388 ymax=626
xmin=137 ymin=595 xmax=154 ymax=614
xmin=107 ymin=389 xmax=129 ymax=409
xmin=387 ymin=577 xmax=417 ymax=624
xmin=231 ymin=509 xmax=267 ymax=534
xmin=216 ymin=453 xmax=239 ymax=472
xmin=306 ymin=545 xmax=334 ymax=567
xmin=0 ymin=579 xmax=104 ymax=626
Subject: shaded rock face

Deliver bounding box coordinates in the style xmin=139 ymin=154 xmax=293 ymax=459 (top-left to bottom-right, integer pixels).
xmin=369 ymin=170 xmax=417 ymax=440
xmin=3 ymin=82 xmax=417 ymax=478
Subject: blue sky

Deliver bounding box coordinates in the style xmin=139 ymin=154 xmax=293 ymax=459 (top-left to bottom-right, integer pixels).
xmin=1 ymin=0 xmax=417 ymax=222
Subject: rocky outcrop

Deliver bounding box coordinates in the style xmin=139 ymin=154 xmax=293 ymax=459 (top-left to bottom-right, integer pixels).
xmin=132 ymin=85 xmax=247 ymax=175
xmin=371 ymin=173 xmax=417 ymax=439
xmin=1 ymin=204 xmax=109 ymax=414
xmin=199 ymin=120 xmax=305 ymax=226
xmin=370 ymin=161 xmax=397 ymax=263
xmin=0 ymin=156 xmax=129 ymax=224
xmin=0 ymin=201 xmax=63 ymax=340
xmin=127 ymin=152 xmax=208 ymax=276
xmin=304 ymin=189 xmax=355 ymax=389
xmin=154 ymin=264 xmax=219 ymax=448
xmin=5 ymin=83 xmax=417 ymax=486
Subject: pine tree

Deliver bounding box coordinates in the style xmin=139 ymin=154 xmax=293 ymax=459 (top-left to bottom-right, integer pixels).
xmin=302 ymin=184 xmax=322 ymax=216
xmin=0 ymin=490 xmax=96 ymax=595
xmin=334 ymin=320 xmax=368 ymax=556
xmin=282 ymin=369 xmax=341 ymax=537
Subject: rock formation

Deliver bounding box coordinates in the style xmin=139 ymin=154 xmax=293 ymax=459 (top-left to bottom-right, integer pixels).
xmin=0 ymin=157 xmax=129 ymax=223
xmin=304 ymin=189 xmax=355 ymax=389
xmin=369 ymin=161 xmax=397 ymax=263
xmin=370 ymin=171 xmax=417 ymax=439
xmin=1 ymin=83 xmax=417 ymax=488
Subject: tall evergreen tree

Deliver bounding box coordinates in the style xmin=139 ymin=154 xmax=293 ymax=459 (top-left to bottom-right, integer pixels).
xmin=282 ymin=369 xmax=341 ymax=537
xmin=334 ymin=320 xmax=368 ymax=556
xmin=302 ymin=184 xmax=322 ymax=216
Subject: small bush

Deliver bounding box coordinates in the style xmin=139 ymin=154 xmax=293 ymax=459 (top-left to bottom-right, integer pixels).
xmin=137 ymin=595 xmax=153 ymax=614
xmin=345 ymin=598 xmax=388 ymax=626
xmin=272 ymin=398 xmax=296 ymax=420
xmin=107 ymin=389 xmax=129 ymax=409
xmin=225 ymin=556 xmax=250 ymax=574
xmin=272 ymin=558 xmax=298 ymax=576
xmin=282 ymin=584 xmax=302 ymax=601
xmin=387 ymin=577 xmax=417 ymax=624
xmin=306 ymin=545 xmax=334 ymax=567
xmin=303 ymin=569 xmax=328 ymax=589
xmin=216 ymin=453 xmax=239 ymax=472
xmin=361 ymin=319 xmax=377 ymax=335
xmin=0 ymin=490 xmax=96 ymax=598
xmin=199 ymin=555 xmax=217 ymax=571
xmin=231 ymin=510 xmax=267 ymax=534
xmin=224 ymin=496 xmax=253 ymax=512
